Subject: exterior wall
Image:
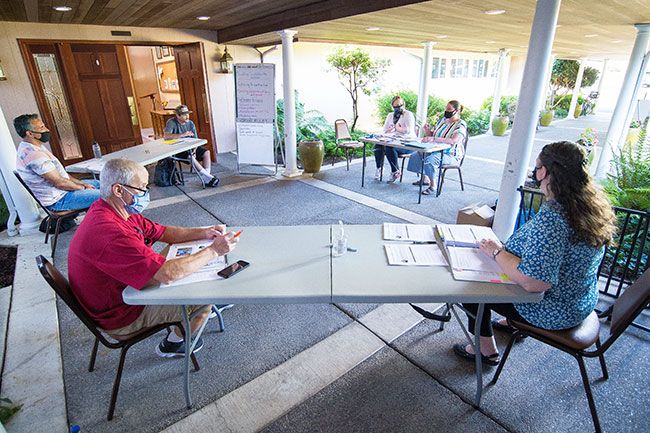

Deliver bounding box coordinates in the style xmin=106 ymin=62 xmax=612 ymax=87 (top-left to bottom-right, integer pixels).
xmin=264 ymin=42 xmax=504 ymax=131
xmin=0 ymin=21 xmax=259 ymax=154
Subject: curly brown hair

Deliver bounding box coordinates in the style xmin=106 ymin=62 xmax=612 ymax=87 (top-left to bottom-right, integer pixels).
xmin=539 ymin=141 xmax=616 ymax=247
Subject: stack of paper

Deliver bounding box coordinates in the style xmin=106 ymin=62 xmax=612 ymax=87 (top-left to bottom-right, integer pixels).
xmin=437 ymin=224 xmax=500 ymax=247
xmin=161 ymin=240 xmax=227 ymax=287
xmin=383 ymin=223 xmax=435 ymax=242
xmin=382 ymin=223 xmax=446 ymax=266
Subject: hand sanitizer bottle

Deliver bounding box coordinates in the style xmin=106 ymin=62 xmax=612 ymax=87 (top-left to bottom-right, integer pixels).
xmin=333 ymin=220 xmax=347 ymax=257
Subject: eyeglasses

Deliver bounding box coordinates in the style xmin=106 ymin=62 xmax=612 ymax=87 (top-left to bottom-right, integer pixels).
xmin=121 ymin=184 xmax=149 ymax=197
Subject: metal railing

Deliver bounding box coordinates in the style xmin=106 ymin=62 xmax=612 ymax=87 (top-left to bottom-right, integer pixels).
xmin=516 ymin=186 xmax=650 ymax=299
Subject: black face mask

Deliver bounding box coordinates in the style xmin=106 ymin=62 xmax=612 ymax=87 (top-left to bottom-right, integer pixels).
xmin=393 ymin=106 xmax=403 ymax=114
xmin=531 ymin=166 xmax=542 ymax=188
xmin=30 ymin=130 xmax=51 ymax=143
xmin=443 ymin=110 xmax=455 ymax=119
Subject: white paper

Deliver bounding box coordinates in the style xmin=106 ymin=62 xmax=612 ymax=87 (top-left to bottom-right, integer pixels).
xmin=384 ymin=244 xmax=447 ymax=266
xmin=383 ymin=223 xmax=435 ymax=242
xmin=438 ymin=224 xmax=500 ymax=247
xmin=447 ymin=247 xmax=501 ymax=273
xmin=162 ymin=240 xmax=227 ymax=287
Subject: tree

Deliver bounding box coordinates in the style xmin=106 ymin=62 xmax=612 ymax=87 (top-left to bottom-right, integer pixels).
xmin=548 ymin=59 xmax=599 ymax=109
xmin=327 ymin=47 xmax=389 ymax=131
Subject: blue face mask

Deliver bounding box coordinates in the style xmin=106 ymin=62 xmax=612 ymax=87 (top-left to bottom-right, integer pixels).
xmin=121 ymin=187 xmax=150 ymax=214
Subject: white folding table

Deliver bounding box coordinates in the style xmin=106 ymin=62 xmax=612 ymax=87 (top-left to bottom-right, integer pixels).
xmin=123 ymin=224 xmax=542 ymax=409
xmin=66 ymin=138 xmax=208 ymax=175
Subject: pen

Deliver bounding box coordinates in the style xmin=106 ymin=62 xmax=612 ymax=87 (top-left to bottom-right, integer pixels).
xmin=231 ymin=230 xmax=242 ymax=238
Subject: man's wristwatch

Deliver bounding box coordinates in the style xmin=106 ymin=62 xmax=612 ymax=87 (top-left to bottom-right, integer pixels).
xmin=492 ymin=248 xmax=503 ymax=260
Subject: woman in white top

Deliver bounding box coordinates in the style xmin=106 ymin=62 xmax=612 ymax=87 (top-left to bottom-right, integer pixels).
xmin=374 ymin=95 xmax=416 ymax=183
xmin=406 ymin=100 xmax=467 ymax=195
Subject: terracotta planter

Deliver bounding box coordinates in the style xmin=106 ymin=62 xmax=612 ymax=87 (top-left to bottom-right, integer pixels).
xmin=491 ymin=116 xmax=509 ymax=136
xmin=299 ymin=140 xmax=324 ymax=173
xmin=574 ymin=104 xmax=583 ymax=118
xmin=540 ymin=110 xmax=554 ymax=127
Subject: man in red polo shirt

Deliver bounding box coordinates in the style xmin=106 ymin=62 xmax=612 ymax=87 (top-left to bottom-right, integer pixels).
xmin=68 ymin=158 xmax=238 ymax=357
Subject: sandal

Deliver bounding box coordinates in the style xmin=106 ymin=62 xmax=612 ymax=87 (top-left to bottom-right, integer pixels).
xmin=491 ymin=319 xmax=528 ymax=341
xmin=412 ymin=179 xmax=430 ymax=186
xmin=453 ymin=343 xmax=500 ymax=366
xmin=421 ymin=187 xmax=436 ymax=196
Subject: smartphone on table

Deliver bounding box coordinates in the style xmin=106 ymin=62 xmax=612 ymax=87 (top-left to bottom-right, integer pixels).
xmin=218 ymin=260 xmax=250 ymax=279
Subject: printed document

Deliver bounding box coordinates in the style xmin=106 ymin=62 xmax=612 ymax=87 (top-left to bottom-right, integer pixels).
xmin=162 ymin=240 xmax=227 ymax=286
xmin=437 ymin=224 xmax=500 ymax=248
xmin=384 ymin=244 xmax=447 ymax=266
xmin=383 ymin=223 xmax=435 ymax=242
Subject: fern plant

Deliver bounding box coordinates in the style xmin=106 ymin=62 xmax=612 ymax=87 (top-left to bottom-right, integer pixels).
xmin=604 ymin=116 xmax=650 ymax=210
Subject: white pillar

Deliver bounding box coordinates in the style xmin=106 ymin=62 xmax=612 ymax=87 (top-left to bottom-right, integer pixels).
xmin=416 ymin=42 xmax=434 ymax=136
xmin=0 ymin=105 xmax=41 ymax=235
xmin=539 ymin=53 xmax=556 ymax=112
xmin=595 ymin=58 xmax=608 ymax=107
xmin=278 ymin=29 xmax=302 ymax=178
xmin=489 ymin=48 xmax=508 ymax=134
xmin=595 ymin=24 xmax=650 ymax=179
xmin=492 ymin=0 xmax=561 ymax=240
xmin=568 ymin=58 xmax=586 ymax=118
xmin=621 ymin=51 xmax=650 ymax=143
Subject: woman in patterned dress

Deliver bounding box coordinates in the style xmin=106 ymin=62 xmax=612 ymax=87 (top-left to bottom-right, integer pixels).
xmin=406 ymin=100 xmax=467 ymax=195
xmin=453 ymin=141 xmax=617 ymax=366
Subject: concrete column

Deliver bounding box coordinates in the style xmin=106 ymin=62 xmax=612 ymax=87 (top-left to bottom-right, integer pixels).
xmin=278 ymin=29 xmax=302 ymax=178
xmin=568 ymin=58 xmax=586 ymax=118
xmin=595 ymin=58 xmax=608 ymax=111
xmin=416 ymin=42 xmax=434 ymax=137
xmin=595 ymin=24 xmax=650 ymax=179
xmin=539 ymin=53 xmax=556 ymax=112
xmin=0 ymin=104 xmax=41 ymax=235
xmin=492 ymin=0 xmax=561 ymax=239
xmin=621 ymin=51 xmax=650 ymax=142
xmin=488 ymin=48 xmax=508 ymax=134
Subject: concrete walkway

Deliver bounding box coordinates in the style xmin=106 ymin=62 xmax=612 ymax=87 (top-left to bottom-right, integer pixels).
xmin=1 ymin=112 xmax=648 ymax=433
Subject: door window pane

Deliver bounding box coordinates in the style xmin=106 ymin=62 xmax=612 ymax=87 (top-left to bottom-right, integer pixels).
xmin=33 ymin=53 xmax=82 ymax=160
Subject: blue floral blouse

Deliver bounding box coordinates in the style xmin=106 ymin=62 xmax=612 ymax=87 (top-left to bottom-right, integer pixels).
xmin=505 ymin=200 xmax=604 ymax=330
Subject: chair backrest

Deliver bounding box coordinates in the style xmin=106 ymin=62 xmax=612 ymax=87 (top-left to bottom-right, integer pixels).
xmin=35 ymin=255 xmax=110 ymax=345
xmin=334 ymin=119 xmax=352 ymax=141
xmin=609 ymin=268 xmax=650 ymax=339
xmin=458 ymin=134 xmax=469 ymax=166
xmin=13 ymin=170 xmax=52 ymax=217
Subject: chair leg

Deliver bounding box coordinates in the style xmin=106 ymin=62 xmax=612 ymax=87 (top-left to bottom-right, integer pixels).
xmin=88 ymin=338 xmax=100 ymax=372
xmin=490 ymin=331 xmax=519 ymax=385
xmin=458 ymin=168 xmax=465 ymax=191
xmin=400 ymin=158 xmax=406 ymax=182
xmin=107 ymin=346 xmax=129 ymax=421
xmin=345 ymin=149 xmax=350 ymax=171
xmin=332 ymin=147 xmax=336 ymax=166
xmin=576 ymin=355 xmax=602 ymax=433
xmin=44 ymin=217 xmax=52 ymax=245
xmin=51 ymin=217 xmax=63 ymax=258
xmin=190 ymin=352 xmax=201 ymax=372
xmin=437 ymin=169 xmax=446 ymax=196
xmin=595 ymin=338 xmax=608 ymax=380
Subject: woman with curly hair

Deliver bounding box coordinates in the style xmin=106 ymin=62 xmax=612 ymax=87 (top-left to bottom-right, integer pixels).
xmin=453 ymin=141 xmax=617 ymax=366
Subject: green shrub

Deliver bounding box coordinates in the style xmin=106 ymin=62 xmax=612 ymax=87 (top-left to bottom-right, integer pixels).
xmin=376 ymin=90 xmax=446 ymax=127
xmin=552 ymin=94 xmax=585 ymax=114
xmin=0 ymin=194 xmax=8 ymax=231
xmin=276 ymin=91 xmax=329 ymax=144
xmin=554 ymin=108 xmax=568 ymax=119
xmin=480 ymin=95 xmax=519 ymax=116
xmin=317 ymin=128 xmax=370 ymax=159
xmin=462 ymin=108 xmax=491 ymax=136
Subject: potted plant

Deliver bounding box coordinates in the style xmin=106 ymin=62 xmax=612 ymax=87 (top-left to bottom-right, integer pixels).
xmin=491 ymin=112 xmax=509 ymax=136
xmin=626 ymin=119 xmax=642 ymax=146
xmin=540 ymin=108 xmax=554 ymax=126
xmin=573 ymin=103 xmax=583 ymax=118
xmin=576 ymin=127 xmax=598 ymax=166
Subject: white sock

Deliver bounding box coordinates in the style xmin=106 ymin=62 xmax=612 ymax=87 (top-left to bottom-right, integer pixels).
xmin=198 ymin=168 xmax=213 ymax=183
xmin=167 ymin=332 xmax=184 ymax=343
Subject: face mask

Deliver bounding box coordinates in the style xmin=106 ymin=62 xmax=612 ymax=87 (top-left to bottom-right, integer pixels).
xmin=443 ymin=110 xmax=455 ymax=119
xmin=393 ymin=106 xmax=403 ymax=114
xmin=31 ymin=131 xmax=50 ymax=143
xmin=121 ymin=187 xmax=150 ymax=214
xmin=531 ymin=166 xmax=543 ymax=188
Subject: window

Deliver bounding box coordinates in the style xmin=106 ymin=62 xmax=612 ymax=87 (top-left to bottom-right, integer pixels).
xmin=472 ymin=59 xmax=490 ymax=78
xmin=450 ymin=59 xmax=469 ymax=78
xmin=431 ymin=58 xmax=447 ymax=79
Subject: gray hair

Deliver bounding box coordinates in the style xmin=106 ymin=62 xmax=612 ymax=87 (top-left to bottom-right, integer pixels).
xmin=99 ymin=158 xmax=146 ymax=199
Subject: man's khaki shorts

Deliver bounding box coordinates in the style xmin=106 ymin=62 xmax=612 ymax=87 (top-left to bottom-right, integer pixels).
xmin=106 ymin=304 xmax=210 ymax=338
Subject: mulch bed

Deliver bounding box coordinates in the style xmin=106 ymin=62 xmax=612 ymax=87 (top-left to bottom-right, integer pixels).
xmin=0 ymin=246 xmax=17 ymax=288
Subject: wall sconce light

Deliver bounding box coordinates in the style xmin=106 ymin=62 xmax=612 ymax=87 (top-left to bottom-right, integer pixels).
xmin=219 ymin=46 xmax=233 ymax=73
xmin=0 ymin=60 xmax=7 ymax=81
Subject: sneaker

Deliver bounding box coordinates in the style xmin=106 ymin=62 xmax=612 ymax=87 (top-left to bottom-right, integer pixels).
xmin=374 ymin=168 xmax=382 ymax=180
xmin=156 ymin=336 xmax=204 ymax=358
xmin=207 ymin=177 xmax=220 ymax=188
xmin=387 ymin=170 xmax=401 ymax=184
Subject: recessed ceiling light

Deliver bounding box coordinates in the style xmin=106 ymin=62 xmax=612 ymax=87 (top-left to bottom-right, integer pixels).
xmin=436 ymin=35 xmax=448 ymax=39
xmin=196 ymin=16 xmax=210 ymax=21
xmin=611 ymin=40 xmax=623 ymax=44
xmin=584 ymin=34 xmax=598 ymax=38
xmin=53 ymin=6 xmax=72 ymax=12
xmin=366 ymin=27 xmax=381 ymax=31
xmin=484 ymin=9 xmax=506 ymax=15
xmin=486 ymin=40 xmax=496 ymax=44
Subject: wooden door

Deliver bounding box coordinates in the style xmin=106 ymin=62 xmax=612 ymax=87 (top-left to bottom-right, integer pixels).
xmin=174 ymin=43 xmax=216 ymax=156
xmin=63 ymin=43 xmax=142 ymax=155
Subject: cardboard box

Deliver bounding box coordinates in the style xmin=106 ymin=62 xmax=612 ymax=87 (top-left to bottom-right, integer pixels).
xmin=456 ymin=203 xmax=495 ymax=227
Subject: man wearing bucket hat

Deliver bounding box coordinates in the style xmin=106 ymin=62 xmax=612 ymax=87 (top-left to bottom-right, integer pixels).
xmin=164 ymin=104 xmax=219 ymax=187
